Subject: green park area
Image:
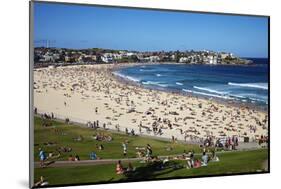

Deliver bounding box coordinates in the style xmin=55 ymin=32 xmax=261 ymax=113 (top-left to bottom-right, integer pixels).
xmin=33 ymin=116 xmax=268 ymax=187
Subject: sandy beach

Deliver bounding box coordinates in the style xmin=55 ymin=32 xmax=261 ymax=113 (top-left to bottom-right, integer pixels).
xmin=33 ymin=63 xmax=268 ymax=143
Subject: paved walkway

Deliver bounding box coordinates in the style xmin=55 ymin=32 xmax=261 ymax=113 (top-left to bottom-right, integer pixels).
xmin=236 ymin=142 xmax=262 ymax=150
xmin=35 ymin=158 xmax=142 ymax=168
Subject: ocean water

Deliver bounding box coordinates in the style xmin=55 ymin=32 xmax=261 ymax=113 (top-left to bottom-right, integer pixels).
xmin=114 ymin=58 xmax=269 ymax=107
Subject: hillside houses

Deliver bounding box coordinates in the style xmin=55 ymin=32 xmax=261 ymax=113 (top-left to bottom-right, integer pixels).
xmin=34 ymin=47 xmax=250 ymax=65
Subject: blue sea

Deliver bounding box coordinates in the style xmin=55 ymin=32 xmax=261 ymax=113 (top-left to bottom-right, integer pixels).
xmin=113 ymin=58 xmax=269 ymax=107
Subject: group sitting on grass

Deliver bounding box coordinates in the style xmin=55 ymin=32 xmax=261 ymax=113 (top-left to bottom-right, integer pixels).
xmin=185 ymin=149 xmax=219 ymax=169
xmin=135 ymin=147 xmax=146 ymax=158
xmin=93 ymin=132 xmax=112 ymax=142
xmin=56 ymin=146 xmax=72 ymax=153
xmin=135 ymin=144 xmax=153 ymax=161
xmin=116 ymin=160 xmax=135 ymax=175
xmin=68 ymin=154 xmax=80 ymax=161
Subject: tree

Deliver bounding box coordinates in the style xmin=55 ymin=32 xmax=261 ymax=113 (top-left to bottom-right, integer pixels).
xmin=130 ymin=55 xmax=139 ymax=62
xmin=96 ymin=55 xmax=103 ymax=63
xmin=175 ymin=50 xmax=181 ymax=63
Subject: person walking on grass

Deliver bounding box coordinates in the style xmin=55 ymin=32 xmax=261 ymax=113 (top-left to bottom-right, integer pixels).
xmin=146 ymin=144 xmax=152 ymax=158
xmin=122 ymin=142 xmax=127 ymax=157
xmin=39 ymin=148 xmax=46 ymax=167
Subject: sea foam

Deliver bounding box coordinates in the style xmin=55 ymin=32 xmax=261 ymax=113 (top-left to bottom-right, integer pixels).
xmin=142 ymin=81 xmax=168 ymax=87
xmin=183 ymin=89 xmax=233 ymax=100
xmin=228 ymin=82 xmax=268 ymax=90
xmin=176 ymin=82 xmax=184 ymax=86
xmin=113 ymin=72 xmax=140 ymax=82
xmin=193 ymin=86 xmax=228 ymax=95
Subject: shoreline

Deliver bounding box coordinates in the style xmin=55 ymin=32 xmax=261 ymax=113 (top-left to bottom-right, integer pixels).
xmin=110 ymin=63 xmax=268 ymax=113
xmin=33 ymin=63 xmax=268 ymax=143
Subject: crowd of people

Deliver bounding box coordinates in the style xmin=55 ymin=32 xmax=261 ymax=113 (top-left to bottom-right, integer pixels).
xmin=35 ymin=109 xmax=266 ymax=185
xmin=34 ymin=65 xmax=268 ymax=147
xmin=202 ymin=135 xmax=240 ymax=150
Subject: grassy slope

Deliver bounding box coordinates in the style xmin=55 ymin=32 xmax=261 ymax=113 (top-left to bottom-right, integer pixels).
xmin=33 ymin=117 xmax=268 ymax=186
xmin=34 ymin=117 xmax=200 ymax=161
xmin=34 ymin=149 xmax=268 ymax=186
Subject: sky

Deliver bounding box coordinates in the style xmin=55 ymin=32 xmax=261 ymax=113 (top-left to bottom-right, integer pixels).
xmin=34 ymin=2 xmax=269 ymax=58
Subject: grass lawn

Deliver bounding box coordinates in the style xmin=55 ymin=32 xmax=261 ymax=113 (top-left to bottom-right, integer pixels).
xmin=34 ymin=116 xmax=202 ymax=161
xmin=33 ymin=116 xmax=268 ymax=187
xmin=34 ymin=149 xmax=268 ymax=186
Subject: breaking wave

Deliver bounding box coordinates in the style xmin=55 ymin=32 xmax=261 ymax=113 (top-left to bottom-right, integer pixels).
xmin=176 ymin=82 xmax=184 ymax=86
xmin=113 ymin=72 xmax=140 ymax=82
xmin=182 ymin=89 xmax=233 ymax=100
xmin=193 ymin=86 xmax=228 ymax=95
xmin=228 ymin=82 xmax=268 ymax=90
xmin=142 ymin=81 xmax=168 ymax=87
